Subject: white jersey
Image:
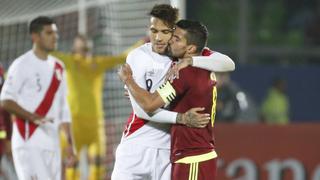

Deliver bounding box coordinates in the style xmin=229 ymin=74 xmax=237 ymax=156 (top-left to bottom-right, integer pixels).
xmin=0 ymin=50 xmax=71 ymax=151
xmin=123 ymin=43 xmax=172 ymax=149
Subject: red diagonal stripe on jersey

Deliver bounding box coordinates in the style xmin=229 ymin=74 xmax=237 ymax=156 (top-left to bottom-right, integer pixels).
xmin=123 ymin=112 xmax=148 ymax=137
xmin=16 ymin=62 xmax=63 ymax=139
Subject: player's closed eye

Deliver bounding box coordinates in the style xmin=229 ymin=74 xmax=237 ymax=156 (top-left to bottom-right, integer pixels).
xmin=161 ymin=30 xmax=172 ymax=34
xmin=150 ymin=28 xmax=158 ymax=34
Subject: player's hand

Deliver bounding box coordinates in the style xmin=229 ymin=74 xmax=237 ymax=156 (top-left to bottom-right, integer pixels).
xmin=178 ymin=107 xmax=210 ymax=128
xmin=118 ymin=63 xmax=133 ymax=83
xmin=33 ymin=117 xmax=54 ymax=125
xmin=64 ymin=145 xmax=77 ymax=168
xmin=124 ymin=89 xmax=130 ymax=99
xmin=165 ymin=63 xmax=179 ymax=83
xmin=165 ymin=57 xmax=193 ymax=83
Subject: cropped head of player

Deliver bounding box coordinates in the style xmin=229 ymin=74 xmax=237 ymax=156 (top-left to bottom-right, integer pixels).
xmin=29 ymin=16 xmax=58 ymax=52
xmin=169 ymin=19 xmax=208 ymax=58
xmin=149 ymin=4 xmax=178 ymax=54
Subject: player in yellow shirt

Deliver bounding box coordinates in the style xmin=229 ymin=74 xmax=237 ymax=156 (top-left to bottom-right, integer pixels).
xmin=53 ymin=34 xmax=143 ymax=180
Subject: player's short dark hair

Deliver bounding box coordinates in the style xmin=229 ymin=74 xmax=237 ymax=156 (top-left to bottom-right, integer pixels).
xmin=149 ymin=4 xmax=179 ymax=28
xmin=176 ymin=19 xmax=208 ymax=53
xmin=29 ymin=16 xmax=55 ymax=34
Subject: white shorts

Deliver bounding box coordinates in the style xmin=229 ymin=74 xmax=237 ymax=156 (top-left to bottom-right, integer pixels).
xmin=111 ymin=142 xmax=171 ymax=180
xmin=12 ymin=146 xmax=61 ymax=180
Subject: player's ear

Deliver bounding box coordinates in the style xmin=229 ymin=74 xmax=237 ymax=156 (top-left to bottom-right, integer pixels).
xmin=31 ymin=32 xmax=40 ymax=43
xmin=187 ymin=44 xmax=197 ymax=54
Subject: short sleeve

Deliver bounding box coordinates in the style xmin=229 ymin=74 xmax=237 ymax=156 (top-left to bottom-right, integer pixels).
xmin=0 ymin=61 xmax=25 ymax=102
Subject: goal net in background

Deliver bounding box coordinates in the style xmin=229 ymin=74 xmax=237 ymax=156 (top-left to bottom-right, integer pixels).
xmin=0 ymin=0 xmax=173 ymax=178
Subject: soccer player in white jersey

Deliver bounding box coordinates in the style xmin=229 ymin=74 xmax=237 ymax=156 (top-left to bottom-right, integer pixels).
xmin=112 ymin=4 xmax=235 ymax=180
xmin=0 ymin=16 xmax=76 ymax=180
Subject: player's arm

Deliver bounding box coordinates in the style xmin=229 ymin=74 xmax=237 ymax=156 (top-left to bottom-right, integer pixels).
xmin=124 ymin=74 xmax=166 ymax=113
xmin=131 ymin=98 xmax=208 ymax=127
xmin=60 ymin=122 xmax=77 ymax=166
xmin=166 ymin=50 xmax=235 ymax=82
xmin=59 ymin=71 xmax=77 ymax=166
xmin=0 ymin=64 xmax=51 ymax=125
xmin=124 ymin=50 xmax=209 ymax=126
xmin=95 ymin=39 xmax=145 ymax=70
xmin=124 ymin=50 xmax=177 ymax=123
xmin=0 ymin=100 xmax=45 ymax=124
xmin=119 ymin=64 xmax=209 ymax=127
xmin=166 ymin=51 xmax=234 ymax=82
xmin=191 ymin=51 xmax=235 ymax=72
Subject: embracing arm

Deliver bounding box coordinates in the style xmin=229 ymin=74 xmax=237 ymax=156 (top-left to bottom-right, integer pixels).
xmin=192 ymin=52 xmax=235 ymax=72
xmin=129 ymin=94 xmax=177 ymax=124
xmin=125 ymin=76 xmax=165 ymax=113
xmin=119 ymin=64 xmax=210 ymax=127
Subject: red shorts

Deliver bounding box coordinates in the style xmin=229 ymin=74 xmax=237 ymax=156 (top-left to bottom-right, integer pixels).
xmin=172 ymin=158 xmax=217 ymax=180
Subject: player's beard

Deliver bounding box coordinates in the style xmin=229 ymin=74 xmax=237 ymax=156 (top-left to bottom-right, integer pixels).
xmin=166 ymin=45 xmax=186 ymax=59
xmin=165 ymin=45 xmax=174 ymax=58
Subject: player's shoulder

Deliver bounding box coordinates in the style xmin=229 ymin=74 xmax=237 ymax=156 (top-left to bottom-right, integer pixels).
xmin=127 ymin=43 xmax=153 ymax=63
xmin=128 ymin=43 xmax=151 ymax=56
xmin=9 ymin=50 xmax=33 ymax=69
xmin=49 ymin=55 xmax=66 ymax=70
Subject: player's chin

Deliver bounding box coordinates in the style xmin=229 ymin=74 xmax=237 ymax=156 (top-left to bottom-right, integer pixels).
xmin=46 ymin=45 xmax=57 ymax=52
xmin=155 ymin=46 xmax=167 ymax=54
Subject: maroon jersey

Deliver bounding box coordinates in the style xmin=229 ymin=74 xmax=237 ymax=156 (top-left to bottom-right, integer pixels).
xmin=0 ymin=65 xmax=12 ymax=155
xmin=169 ymin=62 xmax=217 ymax=162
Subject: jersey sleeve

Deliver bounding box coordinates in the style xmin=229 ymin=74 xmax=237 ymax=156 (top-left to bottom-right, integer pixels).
xmin=0 ymin=61 xmax=25 ymax=102
xmin=192 ymin=51 xmax=235 ymax=72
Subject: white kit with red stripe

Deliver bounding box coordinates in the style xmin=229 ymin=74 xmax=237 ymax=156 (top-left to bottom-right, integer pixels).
xmin=123 ymin=43 xmax=172 ymax=149
xmin=0 ymin=50 xmax=71 ymax=151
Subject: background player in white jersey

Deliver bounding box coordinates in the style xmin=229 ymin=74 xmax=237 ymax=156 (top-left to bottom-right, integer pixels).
xmin=112 ymin=4 xmax=235 ymax=180
xmin=0 ymin=16 xmax=76 ymax=180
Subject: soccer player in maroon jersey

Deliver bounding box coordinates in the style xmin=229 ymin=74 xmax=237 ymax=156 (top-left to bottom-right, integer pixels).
xmin=118 ymin=19 xmax=233 ymax=180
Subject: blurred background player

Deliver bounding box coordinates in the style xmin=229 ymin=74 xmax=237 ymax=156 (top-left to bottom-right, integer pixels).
xmin=0 ymin=16 xmax=76 ymax=180
xmin=0 ymin=64 xmax=14 ymax=180
xmin=53 ymin=34 xmax=143 ymax=180
xmin=260 ymin=77 xmax=290 ymax=125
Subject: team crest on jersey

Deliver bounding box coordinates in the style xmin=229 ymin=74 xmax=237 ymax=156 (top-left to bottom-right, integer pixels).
xmin=55 ymin=69 xmax=62 ymax=81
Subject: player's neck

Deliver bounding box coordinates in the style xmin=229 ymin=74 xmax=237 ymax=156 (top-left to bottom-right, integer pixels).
xmin=32 ymin=45 xmax=49 ymax=60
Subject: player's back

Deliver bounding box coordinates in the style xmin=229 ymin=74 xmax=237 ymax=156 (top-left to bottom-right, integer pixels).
xmin=170 ymin=66 xmax=217 ymax=162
